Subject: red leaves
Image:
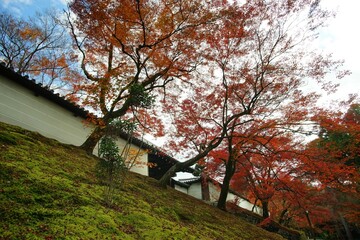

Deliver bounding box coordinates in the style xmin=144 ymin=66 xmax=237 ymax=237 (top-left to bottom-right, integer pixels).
xmin=67 ymin=0 xmax=225 ymax=141
xmin=67 ymin=2 xmax=359 ymax=229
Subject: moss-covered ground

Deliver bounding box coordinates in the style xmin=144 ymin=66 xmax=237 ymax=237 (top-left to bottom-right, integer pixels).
xmin=0 ymin=122 xmax=284 ymax=239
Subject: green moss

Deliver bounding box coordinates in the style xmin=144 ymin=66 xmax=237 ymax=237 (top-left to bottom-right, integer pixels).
xmin=0 ymin=131 xmax=18 ymax=145
xmin=0 ymin=122 xmax=284 ymax=240
xmin=153 ymin=206 xmax=181 ymax=221
xmin=140 ymin=226 xmax=195 ymax=240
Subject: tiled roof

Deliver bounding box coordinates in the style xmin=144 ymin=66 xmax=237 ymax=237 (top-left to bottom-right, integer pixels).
xmin=0 ymin=62 xmax=90 ymax=119
xmin=177 ymin=177 xmax=201 ymax=184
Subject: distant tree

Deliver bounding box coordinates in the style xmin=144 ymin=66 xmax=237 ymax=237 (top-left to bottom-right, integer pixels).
xmin=317 ymin=104 xmax=360 ymax=168
xmin=0 ymin=10 xmax=81 ymax=90
xmin=307 ymin=104 xmax=360 ymax=237
xmin=220 ymin=119 xmax=359 ymax=239
xmin=208 ymin=130 xmax=307 ymax=215
xmin=227 ymin=103 xmax=360 ymax=233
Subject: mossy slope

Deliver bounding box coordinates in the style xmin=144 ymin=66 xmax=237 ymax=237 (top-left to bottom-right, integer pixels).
xmin=0 ymin=122 xmax=284 ymax=239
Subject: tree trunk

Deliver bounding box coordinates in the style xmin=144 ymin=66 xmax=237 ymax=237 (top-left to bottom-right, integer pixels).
xmin=304 ymin=210 xmax=315 ymax=238
xmin=278 ymin=208 xmax=288 ymax=225
xmin=262 ymin=200 xmax=270 ymax=218
xmin=201 ymin=172 xmax=210 ymax=201
xmin=340 ymin=213 xmax=353 ymax=240
xmin=159 ymin=161 xmax=191 ymax=187
xmin=217 ymin=159 xmax=236 ymax=211
xmin=251 ymin=199 xmax=258 ymax=212
xmin=158 ymin=142 xmax=221 ymax=187
xmin=80 ymin=126 xmax=106 ymax=154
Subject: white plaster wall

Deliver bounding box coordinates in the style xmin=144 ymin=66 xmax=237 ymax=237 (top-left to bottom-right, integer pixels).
xmin=226 ymin=192 xmax=237 ymax=203
xmin=114 ymin=138 xmax=148 ymax=176
xmin=236 ymin=197 xmax=254 ymax=212
xmin=0 ymin=74 xmax=149 ymax=176
xmin=174 ymin=185 xmax=188 ymax=194
xmin=207 ymin=182 xmax=262 ymax=215
xmin=208 ymin=182 xmax=222 ymax=202
xmin=187 ymin=182 xmax=202 ymax=200
xmin=0 ymin=76 xmax=92 ymax=145
xmin=173 ymin=179 xmax=262 ymax=215
xmin=236 ymin=198 xmax=263 ymax=215
xmin=229 ymin=194 xmax=263 ymax=214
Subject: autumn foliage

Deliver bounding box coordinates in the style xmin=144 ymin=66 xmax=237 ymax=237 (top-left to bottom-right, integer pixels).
xmin=66 ymin=0 xmax=225 ymax=152
xmin=151 ymin=0 xmax=357 ymax=237
xmin=5 ymin=0 xmax=359 ymax=237
xmin=157 ymin=0 xmax=345 ymax=187
xmin=208 ymin=103 xmax=359 ymax=237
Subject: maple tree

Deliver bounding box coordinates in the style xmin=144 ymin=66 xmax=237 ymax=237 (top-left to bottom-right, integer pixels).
xmin=267 ymin=184 xmax=338 ymax=237
xmin=242 ymin=103 xmax=360 ymax=236
xmin=158 ymin=0 xmax=346 ymax=188
xmin=0 ymin=10 xmax=80 ymax=90
xmin=66 ymin=0 xmax=221 ymax=153
xmin=221 ymin=117 xmax=358 ymax=238
xmin=316 ymin=104 xmax=360 ymax=168
xmin=304 ymin=103 xmax=360 ymax=237
xmin=207 ymin=128 xmax=307 ymax=214
xmin=226 ymin=104 xmax=359 ymax=225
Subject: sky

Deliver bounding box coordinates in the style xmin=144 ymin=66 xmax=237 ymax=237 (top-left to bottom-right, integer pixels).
xmin=316 ymin=0 xmax=360 ymax=105
xmin=1 ymin=0 xmax=69 ymax=16
xmin=1 ymin=0 xmax=358 ymax=106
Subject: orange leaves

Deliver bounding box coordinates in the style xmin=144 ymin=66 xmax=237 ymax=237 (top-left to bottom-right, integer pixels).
xmin=19 ymin=26 xmax=42 ymax=41
xmin=1 ymin=11 xmax=83 ymax=90
xmin=294 ymin=104 xmax=360 ymax=230
xmin=308 ymin=104 xmax=360 ymax=182
xmin=56 ymin=54 xmax=68 ymax=68
xmin=147 ymin=162 xmax=158 ymax=169
xmin=124 ymin=147 xmax=147 ymax=170
xmin=67 ymin=0 xmax=222 ymax=136
xmin=38 ymin=57 xmax=52 ymax=69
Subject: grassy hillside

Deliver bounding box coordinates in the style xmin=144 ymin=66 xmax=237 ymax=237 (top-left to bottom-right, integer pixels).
xmin=0 ymin=122 xmax=284 ymax=239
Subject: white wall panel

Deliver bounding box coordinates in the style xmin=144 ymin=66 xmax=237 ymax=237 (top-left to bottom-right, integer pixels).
xmin=187 ymin=182 xmax=202 ymax=200
xmin=0 ymin=77 xmax=92 ymax=145
xmin=0 ymin=74 xmax=149 ymax=175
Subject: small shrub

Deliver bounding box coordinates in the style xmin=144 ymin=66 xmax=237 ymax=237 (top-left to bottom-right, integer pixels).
xmin=96 ymin=136 xmax=126 ymax=206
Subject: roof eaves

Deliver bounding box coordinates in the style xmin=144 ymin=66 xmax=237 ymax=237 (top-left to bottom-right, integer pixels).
xmin=171 ymin=179 xmax=192 ymax=188
xmin=0 ymin=63 xmax=90 ymax=119
xmin=177 ymin=177 xmax=201 ymax=184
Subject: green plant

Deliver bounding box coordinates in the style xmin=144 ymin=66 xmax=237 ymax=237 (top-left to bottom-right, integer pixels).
xmin=97 ymin=136 xmax=126 ymax=206
xmin=128 ymin=84 xmax=155 ymax=109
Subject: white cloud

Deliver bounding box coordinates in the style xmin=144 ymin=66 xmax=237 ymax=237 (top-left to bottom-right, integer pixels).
xmin=57 ymin=0 xmax=71 ymax=6
xmin=317 ymin=0 xmax=360 ymax=104
xmin=0 ymin=2 xmax=22 ymax=17
xmin=1 ymin=0 xmax=32 ymax=15
xmin=1 ymin=0 xmax=11 ymax=7
xmin=3 ymin=0 xmax=32 ymax=6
